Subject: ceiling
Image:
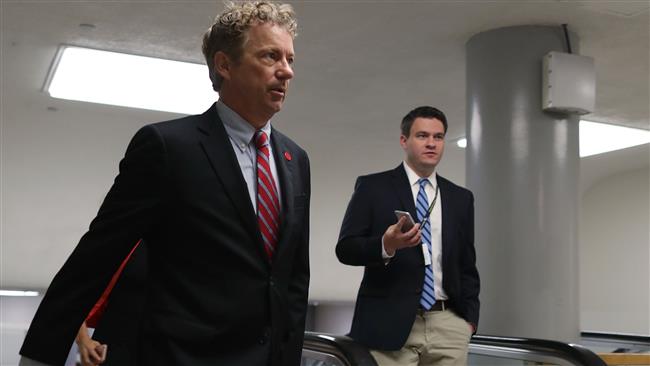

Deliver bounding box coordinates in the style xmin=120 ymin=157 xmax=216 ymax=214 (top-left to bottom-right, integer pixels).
xmin=1 ymin=0 xmax=648 ymax=300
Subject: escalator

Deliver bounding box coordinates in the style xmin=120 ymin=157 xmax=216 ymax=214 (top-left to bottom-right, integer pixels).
xmin=469 ymin=334 xmax=608 ymax=365
xmin=580 ymin=331 xmax=650 ymax=353
xmin=580 ymin=332 xmax=650 ymax=365
xmin=301 ymin=332 xmax=609 ymax=366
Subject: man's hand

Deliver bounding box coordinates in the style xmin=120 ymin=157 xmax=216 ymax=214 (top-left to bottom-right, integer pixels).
xmin=383 ymin=216 xmax=421 ymax=256
xmin=75 ymin=322 xmax=106 ymax=366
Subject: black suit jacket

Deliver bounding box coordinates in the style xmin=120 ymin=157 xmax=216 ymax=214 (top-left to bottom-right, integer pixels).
xmin=336 ymin=165 xmax=479 ymax=351
xmin=20 ymin=104 xmax=311 ymax=365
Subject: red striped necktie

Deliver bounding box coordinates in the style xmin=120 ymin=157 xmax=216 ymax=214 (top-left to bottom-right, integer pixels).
xmin=255 ymin=131 xmax=281 ymax=259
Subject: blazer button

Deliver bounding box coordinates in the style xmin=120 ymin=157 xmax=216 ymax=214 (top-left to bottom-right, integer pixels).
xmin=258 ymin=329 xmax=270 ymax=345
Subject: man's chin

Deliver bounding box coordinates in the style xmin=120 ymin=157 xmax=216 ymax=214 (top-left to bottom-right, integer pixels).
xmin=268 ymin=102 xmax=284 ymax=113
xmin=419 ymin=160 xmax=440 ymax=171
xmin=421 ymin=159 xmax=439 ymax=166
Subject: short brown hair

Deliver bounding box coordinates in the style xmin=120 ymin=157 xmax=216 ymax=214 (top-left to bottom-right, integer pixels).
xmin=401 ymin=106 xmax=448 ymax=136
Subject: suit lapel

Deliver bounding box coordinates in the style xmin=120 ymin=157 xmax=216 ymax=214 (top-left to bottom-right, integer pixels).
xmin=390 ymin=164 xmax=417 ymax=219
xmin=438 ymin=175 xmax=452 ymax=265
xmin=196 ymin=104 xmax=267 ymax=262
xmin=270 ymin=130 xmax=294 ymax=261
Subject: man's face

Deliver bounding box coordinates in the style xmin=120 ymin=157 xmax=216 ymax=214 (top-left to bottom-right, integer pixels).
xmin=217 ymin=23 xmax=294 ymax=127
xmin=400 ymin=117 xmax=446 ymax=176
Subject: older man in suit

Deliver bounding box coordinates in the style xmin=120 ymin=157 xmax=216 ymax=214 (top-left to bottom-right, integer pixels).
xmin=19 ymin=2 xmax=310 ymax=365
xmin=336 ymin=106 xmax=480 ymax=366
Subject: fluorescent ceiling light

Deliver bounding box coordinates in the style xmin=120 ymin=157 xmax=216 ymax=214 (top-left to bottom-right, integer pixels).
xmin=0 ymin=290 xmax=39 ymax=297
xmin=45 ymin=46 xmax=217 ymax=115
xmin=579 ymin=120 xmax=650 ymax=157
xmin=454 ymin=121 xmax=649 ymax=157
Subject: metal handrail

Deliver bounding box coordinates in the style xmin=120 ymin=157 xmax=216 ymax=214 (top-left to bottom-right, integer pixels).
xmin=303 ymin=332 xmax=377 ymax=366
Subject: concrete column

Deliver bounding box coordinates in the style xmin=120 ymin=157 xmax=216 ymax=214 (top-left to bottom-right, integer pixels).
xmin=466 ymin=26 xmax=580 ymax=342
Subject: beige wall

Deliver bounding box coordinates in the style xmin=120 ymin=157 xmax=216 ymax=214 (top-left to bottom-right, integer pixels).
xmin=580 ymin=166 xmax=650 ymax=335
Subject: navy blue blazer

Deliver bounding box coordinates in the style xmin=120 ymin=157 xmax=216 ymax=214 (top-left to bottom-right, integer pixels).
xmin=336 ymin=164 xmax=479 ymax=350
xmin=20 ymin=104 xmax=311 ymax=366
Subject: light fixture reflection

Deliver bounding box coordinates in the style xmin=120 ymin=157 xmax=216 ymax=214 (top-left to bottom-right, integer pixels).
xmin=0 ymin=290 xmax=40 ymax=297
xmin=455 ymin=121 xmax=649 ymax=157
xmin=579 ymin=120 xmax=650 ymax=157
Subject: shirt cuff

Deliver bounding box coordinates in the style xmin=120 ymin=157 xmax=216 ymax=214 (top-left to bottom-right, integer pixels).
xmin=381 ymin=236 xmax=395 ymax=262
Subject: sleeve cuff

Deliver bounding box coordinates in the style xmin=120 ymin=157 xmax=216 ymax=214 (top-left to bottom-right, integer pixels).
xmin=381 ymin=236 xmax=395 ymax=264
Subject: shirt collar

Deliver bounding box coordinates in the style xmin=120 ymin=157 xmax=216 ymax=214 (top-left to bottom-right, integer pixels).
xmin=402 ymin=161 xmax=437 ymax=189
xmin=216 ymin=100 xmax=273 ymax=152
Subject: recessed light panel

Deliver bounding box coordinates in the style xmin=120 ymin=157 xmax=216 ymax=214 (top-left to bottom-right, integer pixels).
xmin=46 ymin=46 xmax=217 ymax=115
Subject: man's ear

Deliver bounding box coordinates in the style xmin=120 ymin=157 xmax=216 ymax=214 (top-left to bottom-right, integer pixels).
xmin=214 ymin=51 xmax=231 ymax=80
xmin=399 ymin=134 xmax=408 ymax=149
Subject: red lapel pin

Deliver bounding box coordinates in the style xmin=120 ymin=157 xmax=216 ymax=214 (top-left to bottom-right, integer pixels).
xmin=284 ymin=151 xmax=292 ymax=161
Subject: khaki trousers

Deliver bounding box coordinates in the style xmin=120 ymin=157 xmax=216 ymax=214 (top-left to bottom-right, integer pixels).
xmin=370 ymin=309 xmax=472 ymax=366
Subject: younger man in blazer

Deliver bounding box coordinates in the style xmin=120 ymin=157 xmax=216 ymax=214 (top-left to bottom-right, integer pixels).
xmin=336 ymin=106 xmax=480 ymax=366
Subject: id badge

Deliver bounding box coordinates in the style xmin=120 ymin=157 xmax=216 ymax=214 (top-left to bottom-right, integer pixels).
xmin=421 ymin=244 xmax=432 ymax=266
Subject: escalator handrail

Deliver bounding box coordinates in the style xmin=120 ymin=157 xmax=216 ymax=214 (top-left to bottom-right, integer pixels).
xmin=303 ymin=332 xmax=378 ymax=366
xmin=471 ymin=334 xmax=608 ymax=366
xmin=581 ymin=331 xmax=650 ymax=346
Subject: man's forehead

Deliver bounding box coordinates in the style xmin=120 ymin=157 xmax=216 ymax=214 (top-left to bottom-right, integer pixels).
xmin=413 ymin=117 xmax=445 ymax=130
xmin=246 ymin=23 xmax=294 ymax=44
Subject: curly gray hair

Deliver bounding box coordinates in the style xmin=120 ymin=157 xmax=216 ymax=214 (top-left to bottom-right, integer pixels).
xmin=202 ymin=1 xmax=298 ymax=92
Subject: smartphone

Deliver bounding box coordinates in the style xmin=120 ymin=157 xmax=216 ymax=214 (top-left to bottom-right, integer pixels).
xmin=394 ymin=210 xmax=416 ymax=232
xmin=95 ymin=344 xmax=108 ymax=363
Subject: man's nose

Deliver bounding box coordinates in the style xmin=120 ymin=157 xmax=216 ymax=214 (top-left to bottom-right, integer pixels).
xmin=276 ymin=59 xmax=294 ymax=80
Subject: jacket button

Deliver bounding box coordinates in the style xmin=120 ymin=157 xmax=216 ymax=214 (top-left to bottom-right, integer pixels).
xmin=258 ymin=329 xmax=270 ymax=344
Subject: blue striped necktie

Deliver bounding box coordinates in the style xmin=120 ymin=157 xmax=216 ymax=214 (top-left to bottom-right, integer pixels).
xmin=417 ymin=178 xmax=436 ymax=310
